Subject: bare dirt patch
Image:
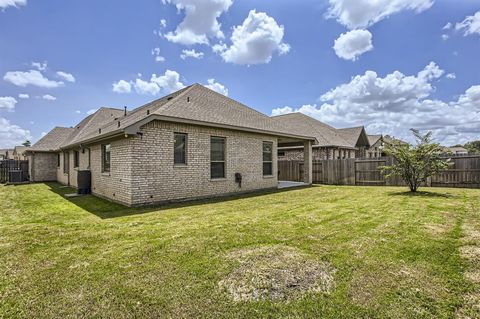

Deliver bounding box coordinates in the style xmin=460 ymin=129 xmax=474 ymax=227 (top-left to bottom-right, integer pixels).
xmin=460 ymin=246 xmax=480 ymax=260
xmin=218 ymin=245 xmax=336 ymax=302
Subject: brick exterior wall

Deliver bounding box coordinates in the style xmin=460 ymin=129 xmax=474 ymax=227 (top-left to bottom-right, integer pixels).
xmin=28 ymin=152 xmax=57 ymax=182
xmin=128 ymin=121 xmax=278 ymax=206
xmin=279 ymin=147 xmax=356 ymax=161
xmin=43 ymin=120 xmax=281 ymax=206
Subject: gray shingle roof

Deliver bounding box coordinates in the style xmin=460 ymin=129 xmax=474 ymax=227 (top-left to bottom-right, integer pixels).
xmin=367 ymin=134 xmax=382 ymax=146
xmin=337 ymin=126 xmax=370 ymax=148
xmin=29 ymin=127 xmax=75 ymax=152
xmin=69 ymin=84 xmax=316 ymax=146
xmin=62 ymin=107 xmax=126 ymax=148
xmin=272 ymin=113 xmax=354 ymax=148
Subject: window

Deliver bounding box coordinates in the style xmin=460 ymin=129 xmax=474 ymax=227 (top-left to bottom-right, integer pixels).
xmin=174 ymin=133 xmax=187 ymax=165
xmin=57 ymin=153 xmax=60 ymax=167
xmin=73 ymin=150 xmax=79 ymax=168
xmin=278 ymin=151 xmax=285 ymax=157
xmin=63 ymin=152 xmax=69 ymax=174
xmin=210 ymin=137 xmax=225 ymax=179
xmin=102 ymin=144 xmax=111 ymax=172
xmin=263 ymin=141 xmax=273 ymax=176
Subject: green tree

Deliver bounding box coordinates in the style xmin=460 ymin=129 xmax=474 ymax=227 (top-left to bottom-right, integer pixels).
xmin=380 ymin=129 xmax=450 ymax=192
xmin=22 ymin=140 xmax=31 ymax=147
xmin=465 ymin=140 xmax=480 ymax=154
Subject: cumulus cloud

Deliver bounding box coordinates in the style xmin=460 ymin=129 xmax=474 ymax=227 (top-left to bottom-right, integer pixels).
xmin=443 ymin=22 xmax=452 ymax=30
xmin=217 ymin=10 xmax=290 ymax=65
xmin=0 ymin=96 xmax=17 ymax=111
xmin=271 ymin=62 xmax=479 ymax=145
xmin=180 ymin=49 xmax=204 ymax=59
xmin=0 ymin=0 xmax=26 ymax=10
xmin=113 ymin=70 xmax=185 ymax=96
xmin=151 ymin=47 xmax=166 ymax=62
xmin=204 ymin=78 xmax=228 ymax=96
xmin=326 ymin=0 xmax=433 ymax=29
xmin=446 ymin=73 xmax=456 ymax=79
xmin=441 ymin=34 xmax=449 ymax=40
xmin=4 ymin=70 xmax=64 ymax=88
xmin=112 ymin=80 xmax=132 ymax=93
xmin=162 ymin=0 xmax=232 ymax=45
xmin=160 ymin=19 xmax=167 ymax=28
xmin=18 ymin=93 xmax=29 ymax=99
xmin=333 ymin=29 xmax=373 ymax=61
xmin=56 ymin=71 xmax=75 ymax=82
xmin=455 ymin=11 xmax=480 ymax=36
xmin=0 ymin=117 xmax=31 ymax=149
xmin=31 ymin=61 xmax=47 ymax=71
xmin=42 ymin=94 xmax=56 ymax=101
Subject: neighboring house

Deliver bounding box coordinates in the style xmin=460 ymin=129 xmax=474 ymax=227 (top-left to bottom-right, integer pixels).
xmin=366 ymin=135 xmax=383 ymax=158
xmin=273 ymin=113 xmax=370 ymax=160
xmin=27 ymin=84 xmax=317 ymax=206
xmin=12 ymin=146 xmax=29 ymax=160
xmin=0 ymin=149 xmax=8 ymax=160
xmin=447 ymin=146 xmax=468 ymax=155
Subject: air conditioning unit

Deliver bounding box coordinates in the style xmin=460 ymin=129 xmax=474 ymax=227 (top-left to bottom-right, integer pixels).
xmin=8 ymin=170 xmax=23 ymax=183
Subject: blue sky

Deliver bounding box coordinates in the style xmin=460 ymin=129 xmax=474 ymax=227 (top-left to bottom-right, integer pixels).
xmin=1 ymin=0 xmax=479 ymax=148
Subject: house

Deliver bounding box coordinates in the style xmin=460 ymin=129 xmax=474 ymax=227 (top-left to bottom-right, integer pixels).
xmin=0 ymin=149 xmax=8 ymax=160
xmin=12 ymin=146 xmax=29 ymax=160
xmin=273 ymin=113 xmax=370 ymax=160
xmin=27 ymin=84 xmax=317 ymax=206
xmin=447 ymin=146 xmax=468 ymax=155
xmin=366 ymin=135 xmax=383 ymax=158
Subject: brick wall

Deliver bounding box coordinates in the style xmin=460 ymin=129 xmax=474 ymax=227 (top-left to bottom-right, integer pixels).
xmin=128 ymin=121 xmax=278 ymax=206
xmin=29 ymin=152 xmax=57 ymax=181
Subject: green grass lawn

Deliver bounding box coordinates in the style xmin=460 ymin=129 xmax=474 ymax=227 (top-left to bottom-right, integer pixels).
xmin=1 ymin=183 xmax=479 ymax=318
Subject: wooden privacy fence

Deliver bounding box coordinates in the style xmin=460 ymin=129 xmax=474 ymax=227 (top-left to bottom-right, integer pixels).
xmin=278 ymin=155 xmax=480 ymax=188
xmin=0 ymin=160 xmax=29 ymax=183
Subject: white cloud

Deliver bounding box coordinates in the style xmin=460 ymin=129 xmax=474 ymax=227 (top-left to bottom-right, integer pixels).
xmin=0 ymin=0 xmax=26 ymax=10
xmin=160 ymin=19 xmax=167 ymax=28
xmin=163 ymin=0 xmax=232 ymax=45
xmin=443 ymin=22 xmax=452 ymax=30
xmin=86 ymin=109 xmax=98 ymax=115
xmin=180 ymin=49 xmax=204 ymax=59
xmin=0 ymin=117 xmax=31 ymax=149
xmin=31 ymin=61 xmax=47 ymax=71
xmin=204 ymin=78 xmax=228 ymax=96
xmin=4 ymin=70 xmax=64 ymax=88
xmin=116 ymin=70 xmax=185 ymax=96
xmin=0 ymin=96 xmax=17 ymax=111
xmin=18 ymin=93 xmax=29 ymax=99
xmin=112 ymin=79 xmax=132 ymax=93
xmin=218 ymin=10 xmax=290 ymax=65
xmin=271 ymin=62 xmax=480 ymax=145
xmin=455 ymin=11 xmax=480 ymax=36
xmin=441 ymin=34 xmax=449 ymax=41
xmin=56 ymin=71 xmax=75 ymax=82
xmin=333 ymin=29 xmax=373 ymax=61
xmin=42 ymin=94 xmax=56 ymax=101
xmin=326 ymin=0 xmax=433 ymax=29
xmin=151 ymin=47 xmax=166 ymax=62
xmin=446 ymin=73 xmax=456 ymax=79
xmin=75 ymin=110 xmax=81 ymax=114
xmin=134 ymin=78 xmax=161 ymax=95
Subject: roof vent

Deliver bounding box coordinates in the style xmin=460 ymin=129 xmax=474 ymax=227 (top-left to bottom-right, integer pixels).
xmin=117 ymin=121 xmax=121 ymax=128
xmin=147 ymin=110 xmax=150 ymax=115
xmin=187 ymin=96 xmax=190 ymax=102
xmin=167 ymin=96 xmax=173 ymax=100
xmin=98 ymin=128 xmax=101 ymax=134
xmin=124 ymin=106 xmax=127 ymax=116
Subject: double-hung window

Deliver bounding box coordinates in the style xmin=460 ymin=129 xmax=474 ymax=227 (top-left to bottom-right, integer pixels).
xmin=102 ymin=144 xmax=111 ymax=172
xmin=210 ymin=137 xmax=225 ymax=179
xmin=174 ymin=133 xmax=187 ymax=165
xmin=73 ymin=150 xmax=79 ymax=168
xmin=63 ymin=152 xmax=69 ymax=174
xmin=262 ymin=142 xmax=273 ymax=176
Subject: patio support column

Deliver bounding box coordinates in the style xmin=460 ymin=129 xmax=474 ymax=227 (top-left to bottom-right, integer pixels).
xmin=303 ymin=140 xmax=312 ymax=184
